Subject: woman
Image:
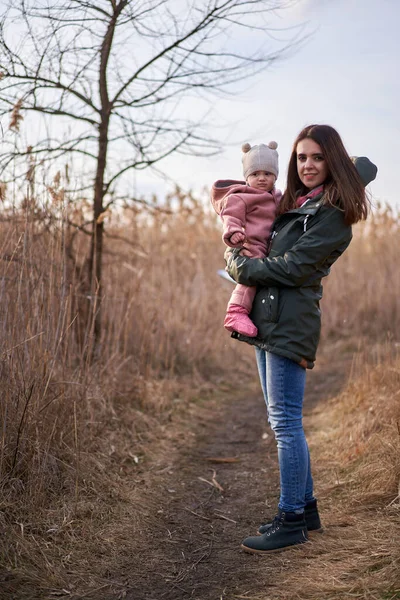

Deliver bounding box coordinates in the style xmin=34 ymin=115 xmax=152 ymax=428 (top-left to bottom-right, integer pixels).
xmin=225 ymin=124 xmax=377 ymax=554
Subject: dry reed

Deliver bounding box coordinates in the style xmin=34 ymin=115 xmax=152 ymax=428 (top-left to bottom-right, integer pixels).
xmin=284 ymin=348 xmax=400 ymax=600
xmin=0 ymin=183 xmax=252 ymax=594
xmin=0 ymin=184 xmax=399 ymax=597
xmin=322 ymin=202 xmax=400 ymax=339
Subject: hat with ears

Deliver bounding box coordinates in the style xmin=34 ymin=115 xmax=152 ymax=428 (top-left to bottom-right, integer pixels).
xmin=242 ymin=141 xmax=279 ymax=180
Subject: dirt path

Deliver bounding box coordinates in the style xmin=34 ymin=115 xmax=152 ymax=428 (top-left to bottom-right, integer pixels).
xmin=122 ymin=352 xmax=352 ymax=600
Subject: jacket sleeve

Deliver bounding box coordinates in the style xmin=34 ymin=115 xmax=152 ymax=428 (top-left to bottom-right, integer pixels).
xmin=220 ymin=195 xmax=247 ymax=247
xmin=226 ymin=206 xmax=352 ymax=287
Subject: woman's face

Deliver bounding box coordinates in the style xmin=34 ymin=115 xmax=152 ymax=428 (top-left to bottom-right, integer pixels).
xmin=296 ymin=139 xmax=329 ymax=189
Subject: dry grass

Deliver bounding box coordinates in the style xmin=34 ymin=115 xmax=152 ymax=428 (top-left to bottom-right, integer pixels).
xmin=295 ymin=349 xmax=400 ymax=600
xmin=226 ymin=348 xmax=400 ymax=600
xmin=0 ymin=185 xmax=248 ymax=488
xmin=0 ymin=185 xmax=252 ymax=596
xmin=322 ymin=203 xmax=400 ymax=339
xmin=0 ymin=187 xmax=399 ymax=598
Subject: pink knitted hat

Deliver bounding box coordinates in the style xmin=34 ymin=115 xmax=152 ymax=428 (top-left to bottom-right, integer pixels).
xmin=242 ymin=141 xmax=279 ymax=180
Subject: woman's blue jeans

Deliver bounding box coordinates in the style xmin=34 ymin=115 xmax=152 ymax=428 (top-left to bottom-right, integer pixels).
xmin=255 ymin=348 xmax=315 ymax=512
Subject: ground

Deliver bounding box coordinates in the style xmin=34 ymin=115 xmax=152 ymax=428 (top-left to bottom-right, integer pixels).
xmin=5 ymin=346 xmax=397 ymax=600
xmin=119 ymin=352 xmax=352 ymax=600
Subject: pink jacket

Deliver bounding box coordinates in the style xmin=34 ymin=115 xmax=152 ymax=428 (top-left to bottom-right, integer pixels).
xmin=211 ymin=179 xmax=282 ymax=258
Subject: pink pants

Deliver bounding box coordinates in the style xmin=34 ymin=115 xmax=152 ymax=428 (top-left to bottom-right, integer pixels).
xmin=227 ymin=283 xmax=256 ymax=313
xmin=227 ymin=243 xmax=265 ymax=313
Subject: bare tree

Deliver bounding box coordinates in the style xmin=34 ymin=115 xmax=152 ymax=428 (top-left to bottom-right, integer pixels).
xmin=0 ymin=0 xmax=302 ymax=349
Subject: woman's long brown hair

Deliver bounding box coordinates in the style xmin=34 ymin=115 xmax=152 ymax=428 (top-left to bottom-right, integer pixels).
xmin=279 ymin=124 xmax=369 ymax=225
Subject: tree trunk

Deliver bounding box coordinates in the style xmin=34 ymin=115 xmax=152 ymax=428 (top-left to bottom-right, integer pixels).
xmin=88 ymin=116 xmax=108 ymax=353
xmin=87 ymin=2 xmax=126 ymax=356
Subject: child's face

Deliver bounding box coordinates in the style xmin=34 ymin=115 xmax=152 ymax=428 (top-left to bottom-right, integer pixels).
xmin=247 ymin=171 xmax=276 ymax=191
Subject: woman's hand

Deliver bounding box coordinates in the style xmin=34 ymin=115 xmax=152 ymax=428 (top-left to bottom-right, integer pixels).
xmin=224 ymin=245 xmax=235 ymax=267
xmin=224 ymin=247 xmax=250 ymax=283
xmin=224 ymin=245 xmax=240 ymax=265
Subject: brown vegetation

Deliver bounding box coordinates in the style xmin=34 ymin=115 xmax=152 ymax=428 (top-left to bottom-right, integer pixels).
xmin=322 ymin=202 xmax=400 ymax=337
xmin=275 ymin=346 xmax=400 ymax=600
xmin=0 ymin=189 xmax=399 ymax=599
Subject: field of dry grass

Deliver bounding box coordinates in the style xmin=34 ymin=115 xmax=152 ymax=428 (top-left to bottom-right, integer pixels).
xmin=276 ymin=346 xmax=400 ymax=600
xmin=0 ymin=186 xmax=245 ymax=495
xmin=0 ymin=188 xmax=399 ymax=599
xmin=322 ymin=202 xmax=400 ymax=338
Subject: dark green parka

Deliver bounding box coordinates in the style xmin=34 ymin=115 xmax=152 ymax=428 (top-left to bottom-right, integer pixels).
xmin=226 ymin=157 xmax=377 ymax=369
xmin=227 ymin=195 xmax=349 ymax=368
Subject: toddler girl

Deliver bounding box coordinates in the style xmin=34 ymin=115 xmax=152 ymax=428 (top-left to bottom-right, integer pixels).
xmin=211 ymin=142 xmax=281 ymax=337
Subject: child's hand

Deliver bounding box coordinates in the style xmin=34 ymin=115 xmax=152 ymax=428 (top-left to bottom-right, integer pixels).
xmin=230 ymin=231 xmax=245 ymax=245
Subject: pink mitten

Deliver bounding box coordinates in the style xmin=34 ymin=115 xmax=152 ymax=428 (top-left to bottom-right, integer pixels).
xmin=230 ymin=231 xmax=245 ymax=245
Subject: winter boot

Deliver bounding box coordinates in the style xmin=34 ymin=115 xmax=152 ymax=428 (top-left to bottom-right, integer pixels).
xmin=257 ymin=499 xmax=323 ymax=535
xmin=224 ymin=304 xmax=257 ymax=337
xmin=241 ymin=510 xmax=308 ymax=554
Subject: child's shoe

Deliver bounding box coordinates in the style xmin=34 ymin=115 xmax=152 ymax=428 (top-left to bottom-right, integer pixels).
xmin=224 ymin=305 xmax=258 ymax=337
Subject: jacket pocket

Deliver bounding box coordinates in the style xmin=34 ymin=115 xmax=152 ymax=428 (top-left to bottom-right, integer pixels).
xmin=258 ymin=286 xmax=279 ymax=323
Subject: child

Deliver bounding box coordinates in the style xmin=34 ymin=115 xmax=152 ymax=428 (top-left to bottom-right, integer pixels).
xmin=211 ymin=141 xmax=281 ymax=337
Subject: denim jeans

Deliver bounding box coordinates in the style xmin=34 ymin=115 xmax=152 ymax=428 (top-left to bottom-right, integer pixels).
xmin=255 ymin=347 xmax=315 ymax=512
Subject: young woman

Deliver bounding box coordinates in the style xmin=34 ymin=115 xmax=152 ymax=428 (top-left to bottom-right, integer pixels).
xmin=225 ymin=124 xmax=377 ymax=554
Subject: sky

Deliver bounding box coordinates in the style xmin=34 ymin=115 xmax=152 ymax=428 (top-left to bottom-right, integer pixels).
xmin=138 ymin=0 xmax=400 ymax=209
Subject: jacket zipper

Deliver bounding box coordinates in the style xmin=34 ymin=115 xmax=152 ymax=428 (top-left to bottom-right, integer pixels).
xmin=266 ymin=230 xmax=278 ymax=254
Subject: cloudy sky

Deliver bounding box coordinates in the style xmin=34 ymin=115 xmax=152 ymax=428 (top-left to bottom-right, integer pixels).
xmin=140 ymin=0 xmax=399 ymax=209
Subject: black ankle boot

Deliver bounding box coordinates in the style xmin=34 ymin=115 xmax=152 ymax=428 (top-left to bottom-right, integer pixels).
xmin=241 ymin=509 xmax=308 ymax=554
xmin=258 ymin=499 xmax=323 ymax=535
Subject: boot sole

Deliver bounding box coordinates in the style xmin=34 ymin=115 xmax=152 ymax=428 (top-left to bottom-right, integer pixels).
xmin=256 ymin=526 xmax=323 ymax=536
xmin=241 ymin=540 xmax=308 ymax=555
